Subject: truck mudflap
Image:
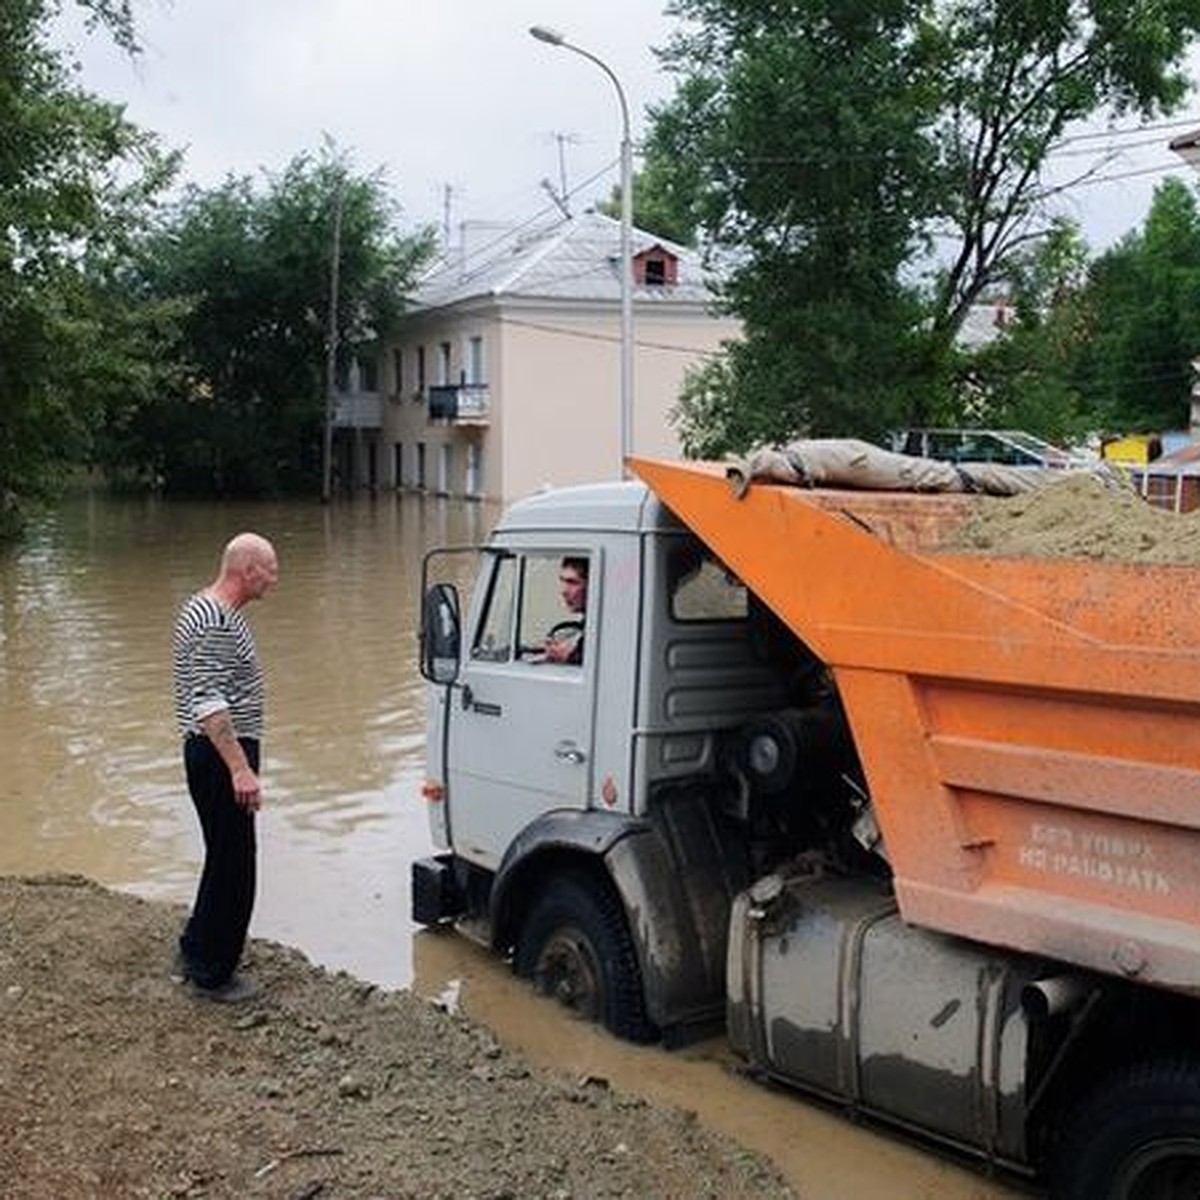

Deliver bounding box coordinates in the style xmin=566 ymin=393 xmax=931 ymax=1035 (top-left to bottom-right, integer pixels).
xmin=632 ymin=456 xmax=1200 ymax=999
xmin=491 ymin=799 xmax=747 ymax=1041
xmin=728 ymin=868 xmax=1050 ymax=1168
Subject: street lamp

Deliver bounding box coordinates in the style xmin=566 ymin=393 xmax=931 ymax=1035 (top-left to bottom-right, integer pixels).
xmin=530 ymin=24 xmax=634 ymax=478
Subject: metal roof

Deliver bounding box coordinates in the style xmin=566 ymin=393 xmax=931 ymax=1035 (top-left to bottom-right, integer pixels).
xmin=412 ymin=210 xmax=721 ymax=310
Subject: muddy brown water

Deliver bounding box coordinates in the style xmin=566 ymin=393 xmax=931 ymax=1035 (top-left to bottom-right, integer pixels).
xmin=0 ymin=489 xmax=1028 ymax=1200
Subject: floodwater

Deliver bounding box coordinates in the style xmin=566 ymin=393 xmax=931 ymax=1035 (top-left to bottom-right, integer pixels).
xmin=0 ymin=487 xmax=496 ymax=987
xmin=0 ymin=488 xmax=1029 ymax=1200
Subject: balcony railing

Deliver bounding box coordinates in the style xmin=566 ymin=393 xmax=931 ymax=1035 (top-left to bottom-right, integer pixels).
xmin=332 ymin=391 xmax=382 ymax=429
xmin=428 ymin=383 xmax=490 ymax=424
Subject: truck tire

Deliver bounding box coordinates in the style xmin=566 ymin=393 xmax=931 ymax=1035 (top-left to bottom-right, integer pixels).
xmin=514 ymin=871 xmax=658 ymax=1044
xmin=1051 ymin=1058 xmax=1200 ymax=1200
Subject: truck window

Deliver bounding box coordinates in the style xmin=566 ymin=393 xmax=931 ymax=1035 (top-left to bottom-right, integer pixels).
xmin=471 ymin=555 xmax=518 ymax=661
xmin=669 ymin=548 xmax=748 ymax=622
xmin=517 ymin=553 xmax=588 ymax=666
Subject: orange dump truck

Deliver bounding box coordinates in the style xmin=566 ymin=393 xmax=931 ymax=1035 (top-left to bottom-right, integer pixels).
xmin=414 ymin=457 xmax=1200 ymax=1197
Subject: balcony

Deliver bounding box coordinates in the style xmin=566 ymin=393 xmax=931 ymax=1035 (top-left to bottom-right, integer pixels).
xmin=332 ymin=391 xmax=382 ymax=430
xmin=428 ymin=383 xmax=490 ymax=425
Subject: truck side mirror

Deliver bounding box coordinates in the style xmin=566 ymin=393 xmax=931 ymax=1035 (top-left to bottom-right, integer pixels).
xmin=421 ymin=583 xmax=461 ymax=684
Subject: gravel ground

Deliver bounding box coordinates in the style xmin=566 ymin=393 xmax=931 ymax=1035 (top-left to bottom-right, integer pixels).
xmin=0 ymin=875 xmax=792 ymax=1200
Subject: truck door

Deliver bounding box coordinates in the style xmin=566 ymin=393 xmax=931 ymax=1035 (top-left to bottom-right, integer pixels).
xmin=446 ymin=549 xmax=596 ymax=868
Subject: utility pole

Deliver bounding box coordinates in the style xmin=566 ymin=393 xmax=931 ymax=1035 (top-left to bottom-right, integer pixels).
xmin=321 ymin=180 xmax=345 ymax=505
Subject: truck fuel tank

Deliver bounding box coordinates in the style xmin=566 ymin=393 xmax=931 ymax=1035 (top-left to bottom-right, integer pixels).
xmin=728 ymin=869 xmax=1053 ymax=1167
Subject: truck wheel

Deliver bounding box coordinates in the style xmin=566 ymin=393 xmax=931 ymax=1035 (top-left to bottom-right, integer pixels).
xmin=514 ymin=872 xmax=658 ymax=1044
xmin=1051 ymin=1058 xmax=1200 ymax=1200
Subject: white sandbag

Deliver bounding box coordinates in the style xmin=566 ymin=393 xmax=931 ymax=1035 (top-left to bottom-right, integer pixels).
xmin=726 ymin=439 xmax=1058 ymax=498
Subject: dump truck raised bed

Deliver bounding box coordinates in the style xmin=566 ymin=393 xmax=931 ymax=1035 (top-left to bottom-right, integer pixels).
xmin=413 ymin=456 xmax=1200 ymax=1198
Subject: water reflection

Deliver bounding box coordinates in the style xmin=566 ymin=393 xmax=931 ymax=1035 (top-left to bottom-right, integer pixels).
xmin=0 ymin=488 xmax=497 ymax=987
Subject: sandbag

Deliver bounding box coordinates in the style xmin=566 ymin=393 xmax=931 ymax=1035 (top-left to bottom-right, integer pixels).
xmin=726 ymin=439 xmax=1060 ymax=498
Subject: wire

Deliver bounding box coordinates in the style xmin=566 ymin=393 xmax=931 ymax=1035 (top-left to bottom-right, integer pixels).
xmin=1049 ymin=114 xmax=1200 ymax=149
xmin=427 ymin=159 xmax=620 ymax=285
xmin=494 ymin=313 xmax=729 ymax=358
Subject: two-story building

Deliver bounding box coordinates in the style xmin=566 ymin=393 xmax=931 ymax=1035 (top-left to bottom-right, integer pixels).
xmin=333 ymin=210 xmax=739 ymax=501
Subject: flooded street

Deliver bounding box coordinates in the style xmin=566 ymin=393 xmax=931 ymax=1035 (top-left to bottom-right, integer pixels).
xmin=412 ymin=930 xmax=1031 ymax=1200
xmin=0 ymin=488 xmax=495 ymax=987
xmin=0 ymin=488 xmax=1029 ymax=1200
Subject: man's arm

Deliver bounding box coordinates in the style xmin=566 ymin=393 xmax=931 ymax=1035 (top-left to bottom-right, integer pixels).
xmin=199 ymin=708 xmax=262 ymax=811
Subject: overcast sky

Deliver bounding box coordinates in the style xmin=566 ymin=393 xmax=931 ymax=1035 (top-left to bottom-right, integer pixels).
xmin=54 ymin=0 xmax=1200 ymax=252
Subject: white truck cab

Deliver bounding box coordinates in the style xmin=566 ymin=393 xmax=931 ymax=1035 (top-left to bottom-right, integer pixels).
xmin=415 ymin=480 xmax=823 ymax=1042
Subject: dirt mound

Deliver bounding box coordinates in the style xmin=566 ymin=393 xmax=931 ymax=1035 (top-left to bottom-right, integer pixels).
xmin=0 ymin=875 xmax=790 ymax=1199
xmin=945 ymin=472 xmax=1200 ymax=563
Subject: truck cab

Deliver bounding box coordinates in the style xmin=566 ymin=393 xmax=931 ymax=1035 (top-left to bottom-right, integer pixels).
xmin=416 ymin=480 xmax=859 ymax=1042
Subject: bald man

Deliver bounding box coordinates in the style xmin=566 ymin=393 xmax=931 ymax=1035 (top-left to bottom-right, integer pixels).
xmin=172 ymin=532 xmax=279 ymax=1003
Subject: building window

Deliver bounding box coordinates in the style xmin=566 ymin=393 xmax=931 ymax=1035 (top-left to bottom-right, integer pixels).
xmin=359 ymin=356 xmax=378 ymax=392
xmin=415 ymin=346 xmax=426 ymax=398
xmin=439 ymin=444 xmax=453 ymax=495
xmin=438 ymin=341 xmax=452 ymax=385
xmin=465 ymin=443 xmax=481 ymax=497
xmin=392 ymin=348 xmax=403 ymax=395
xmin=466 ymin=335 xmax=484 ymax=385
xmin=393 ymin=442 xmax=403 ymax=488
xmin=416 ymin=442 xmax=426 ymax=489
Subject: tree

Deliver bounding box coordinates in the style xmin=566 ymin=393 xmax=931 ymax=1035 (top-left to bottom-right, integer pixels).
xmin=656 ymin=0 xmax=941 ymax=452
xmin=115 ymin=148 xmax=435 ymax=495
xmin=0 ymin=0 xmax=177 ymax=536
xmin=596 ymin=85 xmax=715 ymax=248
xmin=1074 ymin=177 xmax=1200 ymax=433
xmin=960 ymin=220 xmax=1094 ymax=442
xmin=651 ymin=0 xmax=1200 ymax=454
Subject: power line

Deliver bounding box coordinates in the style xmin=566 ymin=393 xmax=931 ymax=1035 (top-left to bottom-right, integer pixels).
xmin=496 ymin=313 xmax=727 ymax=358
xmin=1050 ymin=114 xmax=1200 ymax=149
xmin=1047 ymin=134 xmax=1190 ymax=160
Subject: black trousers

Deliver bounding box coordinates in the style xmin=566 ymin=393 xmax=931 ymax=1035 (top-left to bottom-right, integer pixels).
xmin=179 ymin=736 xmax=259 ymax=988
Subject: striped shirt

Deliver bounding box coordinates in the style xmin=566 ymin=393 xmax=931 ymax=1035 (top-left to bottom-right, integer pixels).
xmin=172 ymin=592 xmax=265 ymax=740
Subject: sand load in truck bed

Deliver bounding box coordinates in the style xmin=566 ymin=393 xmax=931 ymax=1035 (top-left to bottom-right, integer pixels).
xmin=630 ymin=454 xmax=1200 ymax=998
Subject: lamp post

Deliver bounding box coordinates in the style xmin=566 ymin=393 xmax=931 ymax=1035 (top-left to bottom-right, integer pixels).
xmin=530 ymin=25 xmax=634 ymax=478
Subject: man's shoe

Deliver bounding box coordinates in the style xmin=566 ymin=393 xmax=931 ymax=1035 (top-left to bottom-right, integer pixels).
xmin=188 ymin=974 xmax=260 ymax=1005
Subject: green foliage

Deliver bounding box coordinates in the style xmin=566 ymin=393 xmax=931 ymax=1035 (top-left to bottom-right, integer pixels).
xmin=1074 ymin=177 xmax=1200 ymax=432
xmin=596 ymin=82 xmax=721 ymax=247
xmin=652 ymin=0 xmax=1200 ymax=453
xmin=651 ymin=0 xmax=940 ymax=452
xmin=955 ymin=180 xmax=1200 ymax=444
xmin=0 ymin=0 xmax=177 ymax=534
xmin=950 ymin=219 xmax=1093 ymax=441
xmin=114 ymin=148 xmax=436 ymax=495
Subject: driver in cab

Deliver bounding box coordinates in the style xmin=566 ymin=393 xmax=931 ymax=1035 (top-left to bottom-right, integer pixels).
xmin=542 ymin=556 xmax=587 ymax=665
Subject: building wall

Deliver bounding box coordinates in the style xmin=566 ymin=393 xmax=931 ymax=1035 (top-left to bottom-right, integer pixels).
xmin=379 ymin=299 xmax=739 ymax=502
xmin=381 ymin=307 xmax=498 ymax=497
